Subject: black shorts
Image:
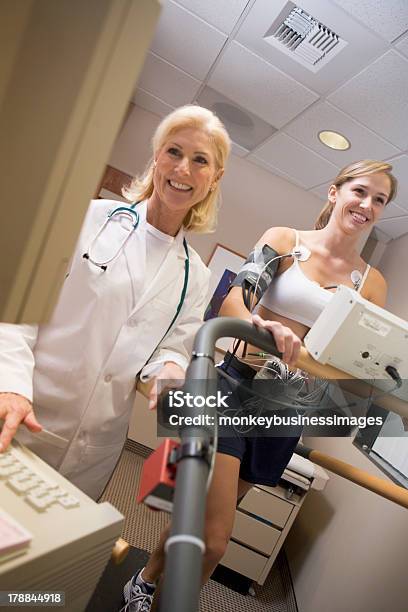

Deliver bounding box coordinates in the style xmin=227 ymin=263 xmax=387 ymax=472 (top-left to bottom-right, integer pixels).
xmin=216 ymin=353 xmax=300 ymax=487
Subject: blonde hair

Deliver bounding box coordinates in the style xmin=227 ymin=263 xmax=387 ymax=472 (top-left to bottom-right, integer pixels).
xmin=123 ymin=105 xmax=231 ymax=233
xmin=314 ymin=160 xmax=398 ymax=230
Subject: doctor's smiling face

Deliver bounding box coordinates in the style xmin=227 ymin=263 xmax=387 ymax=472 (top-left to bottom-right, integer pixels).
xmin=125 ymin=105 xmax=230 ymax=235
xmin=151 ymin=127 xmax=219 ymax=227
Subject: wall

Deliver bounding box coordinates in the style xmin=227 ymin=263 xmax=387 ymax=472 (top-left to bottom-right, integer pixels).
xmin=285 ymin=436 xmax=408 ymax=612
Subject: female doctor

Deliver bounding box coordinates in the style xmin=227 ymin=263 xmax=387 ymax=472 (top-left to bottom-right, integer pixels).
xmin=0 ymin=104 xmax=231 ymax=500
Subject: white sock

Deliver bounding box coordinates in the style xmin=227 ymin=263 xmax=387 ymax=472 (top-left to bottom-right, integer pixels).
xmin=138 ymin=567 xmax=156 ymax=589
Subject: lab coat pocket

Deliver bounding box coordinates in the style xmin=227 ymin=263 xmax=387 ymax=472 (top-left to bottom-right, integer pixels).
xmin=82 ymin=440 xmax=124 ymax=473
xmin=15 ymin=427 xmax=69 ymax=450
xmin=15 ymin=428 xmax=69 ymax=473
xmin=84 ymin=439 xmax=124 ymax=454
xmin=31 ymin=428 xmax=69 ymax=449
xmin=69 ymin=441 xmax=124 ymax=500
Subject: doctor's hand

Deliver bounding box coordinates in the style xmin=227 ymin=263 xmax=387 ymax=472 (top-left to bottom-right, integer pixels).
xmin=0 ymin=392 xmax=43 ymax=452
xmin=148 ymin=362 xmax=186 ymax=411
xmin=251 ymin=314 xmax=301 ymax=369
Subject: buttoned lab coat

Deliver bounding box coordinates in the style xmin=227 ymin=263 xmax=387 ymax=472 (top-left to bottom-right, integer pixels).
xmin=0 ymin=200 xmax=210 ymax=499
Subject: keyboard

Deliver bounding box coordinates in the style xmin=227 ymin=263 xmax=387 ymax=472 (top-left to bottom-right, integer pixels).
xmin=0 ymin=440 xmax=124 ymax=612
xmin=0 ymin=441 xmax=80 ymax=512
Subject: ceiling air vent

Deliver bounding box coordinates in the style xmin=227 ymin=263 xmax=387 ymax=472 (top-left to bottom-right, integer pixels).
xmin=264 ymin=2 xmax=347 ymax=73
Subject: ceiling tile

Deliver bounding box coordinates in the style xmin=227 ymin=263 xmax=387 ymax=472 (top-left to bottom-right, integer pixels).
xmin=137 ymin=53 xmax=201 ymax=107
xmin=396 ymin=35 xmax=408 ymax=58
xmin=332 ymin=0 xmax=408 ymax=43
xmin=175 ymin=0 xmax=249 ymax=34
xmin=328 ymin=51 xmax=408 ymax=150
xmin=208 ymin=42 xmax=319 ymax=128
xmin=249 ymin=133 xmax=338 ymax=189
xmin=235 ymin=0 xmax=388 ymax=95
xmin=376 ymin=215 xmax=408 ymax=239
xmin=247 ymin=155 xmax=304 ymax=187
xmin=372 ymin=226 xmax=392 ymax=242
xmin=150 ymin=1 xmax=227 ymax=80
xmin=379 ymin=201 xmax=408 ymax=220
xmin=197 ymin=86 xmax=277 ymax=150
xmin=386 ymin=155 xmax=408 ymax=211
xmin=309 ymin=182 xmax=330 ymax=201
xmin=231 ymin=142 xmax=250 ymax=157
xmin=132 ymin=89 xmax=174 ymax=118
xmin=284 ymin=101 xmax=400 ymax=165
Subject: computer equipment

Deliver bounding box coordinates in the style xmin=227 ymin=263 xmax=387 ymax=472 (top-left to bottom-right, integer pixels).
xmin=1 ymin=0 xmax=160 ymax=324
xmin=0 ymin=439 xmax=124 ymax=612
xmin=304 ymin=285 xmax=408 ymax=382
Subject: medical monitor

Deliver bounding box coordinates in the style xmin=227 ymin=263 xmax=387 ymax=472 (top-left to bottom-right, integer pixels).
xmin=0 ymin=0 xmax=160 ymax=324
xmin=304 ymin=285 xmax=408 ymax=383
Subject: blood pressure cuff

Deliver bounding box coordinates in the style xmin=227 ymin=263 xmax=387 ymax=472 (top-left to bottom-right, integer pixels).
xmin=230 ymin=244 xmax=280 ymax=306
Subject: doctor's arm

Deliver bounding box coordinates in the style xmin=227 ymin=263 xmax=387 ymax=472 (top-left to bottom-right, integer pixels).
xmin=0 ymin=323 xmax=43 ymax=450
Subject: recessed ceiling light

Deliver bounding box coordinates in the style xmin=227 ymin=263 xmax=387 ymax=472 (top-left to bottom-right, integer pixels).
xmin=318 ymin=130 xmax=350 ymax=150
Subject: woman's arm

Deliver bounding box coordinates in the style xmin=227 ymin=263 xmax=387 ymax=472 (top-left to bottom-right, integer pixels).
xmin=220 ymin=227 xmax=294 ymax=319
xmin=220 ymin=226 xmax=294 ymax=318
xmin=219 ymin=227 xmax=301 ymax=366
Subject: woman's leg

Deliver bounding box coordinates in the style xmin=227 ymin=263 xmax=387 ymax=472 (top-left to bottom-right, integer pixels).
xmin=140 ymin=522 xmax=170 ymax=584
xmin=143 ymin=451 xmax=250 ymax=587
xmin=201 ymin=452 xmax=249 ymax=583
xmin=237 ymin=477 xmax=253 ymax=502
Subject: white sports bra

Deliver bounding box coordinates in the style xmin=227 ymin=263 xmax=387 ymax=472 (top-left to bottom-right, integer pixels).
xmin=258 ymin=230 xmax=370 ymax=328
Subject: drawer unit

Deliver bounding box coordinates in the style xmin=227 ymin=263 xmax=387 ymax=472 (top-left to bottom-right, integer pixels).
xmin=239 ymin=486 xmax=293 ymax=528
xmin=231 ymin=511 xmax=280 ymax=555
xmin=221 ymin=541 xmax=267 ymax=581
xmin=220 ymin=480 xmax=313 ymax=585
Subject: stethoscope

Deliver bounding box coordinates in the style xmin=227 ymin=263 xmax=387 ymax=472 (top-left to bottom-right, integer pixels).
xmin=83 ymin=204 xmax=140 ymax=271
xmin=82 ymin=202 xmax=190 ymax=336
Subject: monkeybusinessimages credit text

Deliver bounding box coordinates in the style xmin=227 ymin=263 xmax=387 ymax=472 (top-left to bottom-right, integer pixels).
xmin=157 ymin=389 xmax=385 ymax=436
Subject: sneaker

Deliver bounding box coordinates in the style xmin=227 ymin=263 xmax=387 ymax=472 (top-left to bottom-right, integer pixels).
xmin=121 ymin=570 xmax=154 ymax=612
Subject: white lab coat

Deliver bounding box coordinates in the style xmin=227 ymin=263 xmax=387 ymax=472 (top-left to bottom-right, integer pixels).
xmin=0 ymin=200 xmax=210 ymax=499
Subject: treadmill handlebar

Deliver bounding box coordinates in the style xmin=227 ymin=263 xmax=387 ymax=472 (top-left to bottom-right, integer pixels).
xmin=191 ymin=317 xmax=281 ymax=363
